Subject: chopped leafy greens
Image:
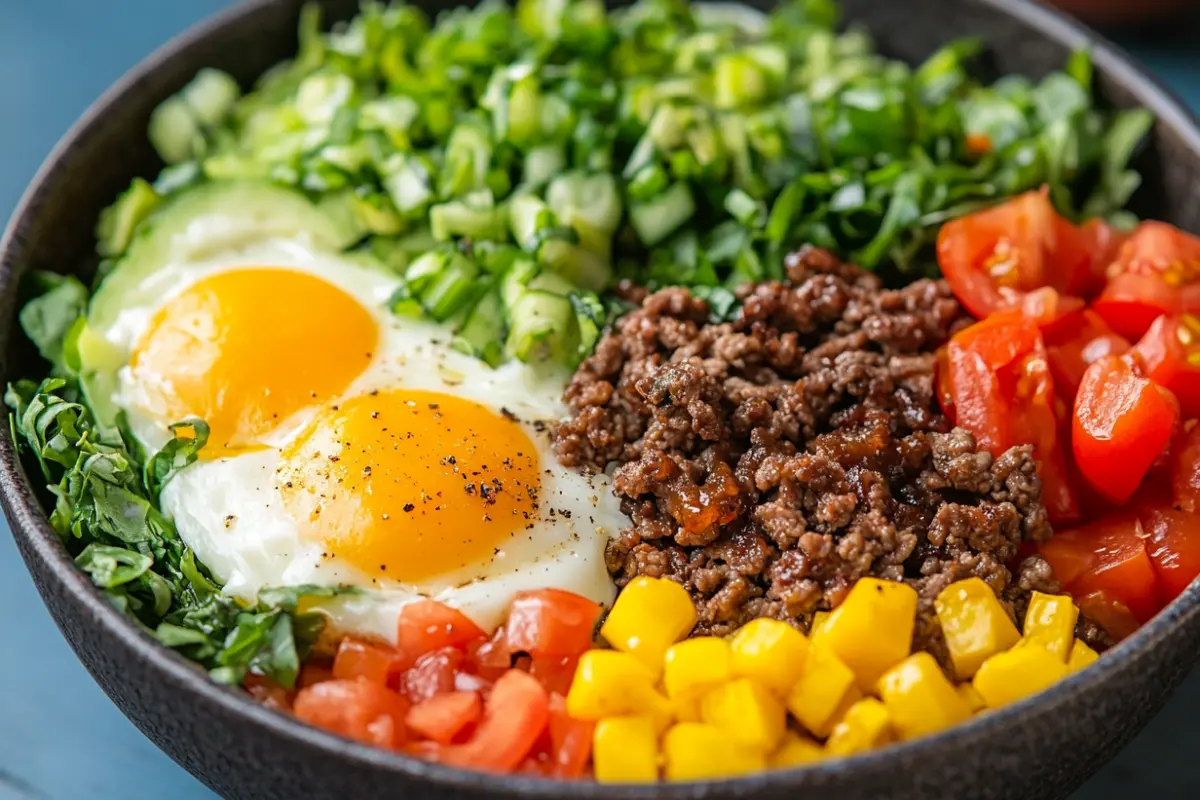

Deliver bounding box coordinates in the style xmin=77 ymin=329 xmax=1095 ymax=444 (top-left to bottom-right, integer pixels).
xmin=7 ymin=280 xmax=349 ymax=688
xmin=104 ymin=0 xmax=1150 ymax=369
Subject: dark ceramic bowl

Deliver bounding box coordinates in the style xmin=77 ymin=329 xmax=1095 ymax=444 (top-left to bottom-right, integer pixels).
xmin=2 ymin=0 xmax=1200 ymax=798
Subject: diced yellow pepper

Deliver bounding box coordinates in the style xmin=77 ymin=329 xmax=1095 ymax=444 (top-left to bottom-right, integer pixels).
xmin=825 ymin=698 xmax=893 ymax=757
xmin=786 ymin=646 xmax=861 ymax=738
xmin=1022 ymin=592 xmax=1079 ymax=662
xmin=822 ymin=578 xmax=918 ymax=690
xmin=663 ymin=637 xmax=732 ymax=700
xmin=601 ymin=576 xmax=697 ymax=675
xmin=877 ymin=652 xmax=971 ymax=740
xmin=957 ymin=683 xmax=987 ymax=713
xmin=770 ymin=732 xmax=825 ymax=768
xmin=566 ymin=649 xmax=673 ymax=726
xmin=701 ymin=677 xmax=786 ymax=750
xmin=662 ymin=723 xmax=767 ymax=781
xmin=1067 ymin=639 xmax=1099 ymax=673
xmin=809 ymin=611 xmax=831 ymax=645
xmin=935 ymin=577 xmax=1021 ymax=680
xmin=593 ymin=716 xmax=660 ymax=783
xmin=972 ymin=643 xmax=1069 ymax=708
xmin=729 ymin=618 xmax=810 ymax=695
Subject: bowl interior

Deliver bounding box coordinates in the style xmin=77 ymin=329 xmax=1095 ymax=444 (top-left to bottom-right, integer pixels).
xmin=3 ymin=2 xmax=1200 ymax=800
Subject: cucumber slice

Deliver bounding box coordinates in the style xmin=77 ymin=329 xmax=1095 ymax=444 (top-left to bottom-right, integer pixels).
xmin=630 ymin=182 xmax=696 ymax=246
xmin=505 ymin=290 xmax=576 ymax=362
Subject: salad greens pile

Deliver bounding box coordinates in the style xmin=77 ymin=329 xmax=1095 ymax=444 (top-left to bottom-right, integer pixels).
xmin=102 ymin=0 xmax=1150 ymax=367
xmin=10 ymin=280 xmax=344 ymax=689
xmin=8 ymin=0 xmax=1153 ymax=687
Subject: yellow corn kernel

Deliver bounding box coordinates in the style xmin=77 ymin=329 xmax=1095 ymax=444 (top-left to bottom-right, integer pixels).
xmin=729 ymin=618 xmax=810 ymax=695
xmin=700 ymin=677 xmax=786 ymax=751
xmin=877 ymin=652 xmax=971 ymax=740
xmin=1022 ymin=592 xmax=1079 ymax=662
xmin=825 ymin=698 xmax=893 ymax=757
xmin=593 ymin=716 xmax=660 ymax=783
xmin=972 ymin=643 xmax=1069 ymax=708
xmin=601 ymin=576 xmax=697 ymax=675
xmin=1067 ymin=640 xmax=1099 ymax=673
xmin=566 ymin=649 xmax=673 ymax=725
xmin=822 ymin=578 xmax=918 ymax=690
xmin=786 ymin=646 xmax=861 ymax=738
xmin=663 ymin=637 xmax=732 ymax=700
xmin=662 ymin=723 xmax=767 ymax=781
xmin=958 ymin=683 xmax=987 ymax=713
xmin=809 ymin=611 xmax=831 ymax=645
xmin=935 ymin=577 xmax=1021 ymax=680
xmin=770 ymin=732 xmax=825 ymax=768
xmin=671 ymin=688 xmax=703 ymax=722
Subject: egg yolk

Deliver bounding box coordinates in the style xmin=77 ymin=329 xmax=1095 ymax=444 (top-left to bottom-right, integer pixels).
xmin=277 ymin=389 xmax=542 ymax=581
xmin=128 ymin=268 xmax=379 ymax=455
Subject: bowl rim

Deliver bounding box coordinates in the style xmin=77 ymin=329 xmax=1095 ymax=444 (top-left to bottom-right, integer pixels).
xmin=2 ymin=0 xmax=1200 ymax=796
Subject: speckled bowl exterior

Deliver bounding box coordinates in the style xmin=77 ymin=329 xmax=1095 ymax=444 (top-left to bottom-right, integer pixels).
xmin=1 ymin=1 xmax=1199 ymax=798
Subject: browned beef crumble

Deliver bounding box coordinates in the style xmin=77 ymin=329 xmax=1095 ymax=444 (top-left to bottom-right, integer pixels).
xmin=554 ymin=246 xmax=1105 ymax=664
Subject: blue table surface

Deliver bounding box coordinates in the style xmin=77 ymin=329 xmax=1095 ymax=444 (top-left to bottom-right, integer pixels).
xmin=3 ymin=2 xmax=1200 ymax=798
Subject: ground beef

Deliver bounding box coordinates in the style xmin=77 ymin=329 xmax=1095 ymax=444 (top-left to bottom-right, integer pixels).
xmin=554 ymin=246 xmax=1070 ymax=666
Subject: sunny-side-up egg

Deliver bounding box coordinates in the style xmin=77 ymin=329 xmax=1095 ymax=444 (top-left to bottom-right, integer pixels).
xmin=90 ymin=229 xmax=623 ymax=643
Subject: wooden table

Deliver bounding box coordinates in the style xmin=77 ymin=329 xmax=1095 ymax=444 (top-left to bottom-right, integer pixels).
xmin=2 ymin=2 xmax=1199 ymax=798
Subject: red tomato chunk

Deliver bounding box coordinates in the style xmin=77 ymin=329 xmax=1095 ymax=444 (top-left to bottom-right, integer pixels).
xmin=293 ymin=679 xmax=410 ymax=749
xmin=1072 ymin=354 xmax=1179 ymax=505
xmin=505 ymin=588 xmax=602 ymax=659
xmin=332 ymin=638 xmax=406 ymax=687
xmin=1093 ymin=221 xmax=1200 ymax=341
xmin=405 ymin=691 xmax=483 ymax=744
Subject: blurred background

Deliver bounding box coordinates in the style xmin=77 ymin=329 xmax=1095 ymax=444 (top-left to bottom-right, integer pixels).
xmin=1 ymin=1 xmax=1200 ymax=798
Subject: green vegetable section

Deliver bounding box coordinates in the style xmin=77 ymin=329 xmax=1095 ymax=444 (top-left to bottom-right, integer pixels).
xmin=110 ymin=0 xmax=1149 ymax=368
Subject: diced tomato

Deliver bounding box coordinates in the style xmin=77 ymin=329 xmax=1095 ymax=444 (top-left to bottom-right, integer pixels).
xmin=1093 ymin=221 xmax=1200 ymax=341
xmin=546 ymin=693 xmax=593 ymax=779
xmin=1076 ymin=217 xmax=1128 ymax=298
xmin=936 ymin=189 xmax=1108 ymax=319
xmin=1017 ymin=286 xmax=1086 ymax=338
xmin=1143 ymin=506 xmax=1200 ymax=601
xmin=464 ymin=627 xmax=514 ymax=682
xmin=1072 ymin=354 xmax=1180 ymax=505
xmin=437 ymin=669 xmax=551 ymax=773
xmin=293 ymin=678 xmax=410 ymax=749
xmin=528 ymin=654 xmax=581 ymax=696
xmin=1040 ymin=515 xmax=1163 ymax=624
xmin=400 ymin=646 xmax=463 ymax=704
xmin=244 ymin=673 xmax=293 ymax=711
xmin=297 ymin=663 xmax=334 ymax=689
xmin=945 ymin=311 xmax=1079 ymax=523
xmin=1131 ymin=314 xmax=1200 ymax=418
xmin=332 ymin=638 xmax=406 ymax=687
xmin=1170 ymin=422 xmax=1200 ymax=513
xmin=397 ymin=600 xmax=486 ymax=665
xmin=1075 ymin=590 xmax=1142 ymax=643
xmin=505 ymin=589 xmax=602 ymax=660
xmin=405 ymin=691 xmax=483 ymax=745
xmin=1044 ymin=310 xmax=1131 ymax=398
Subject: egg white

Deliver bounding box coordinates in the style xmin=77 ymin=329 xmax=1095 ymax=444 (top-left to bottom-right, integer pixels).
xmin=107 ymin=235 xmax=622 ymax=640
